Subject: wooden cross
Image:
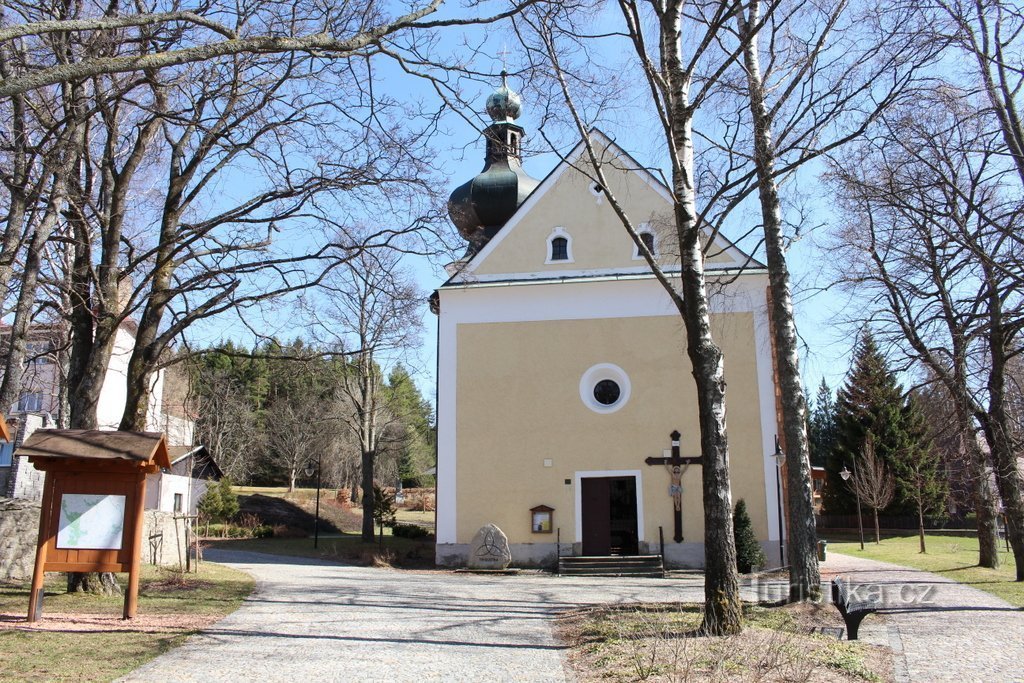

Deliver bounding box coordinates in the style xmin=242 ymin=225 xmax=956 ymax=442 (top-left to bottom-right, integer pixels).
xmin=644 ymin=430 xmax=702 ymax=543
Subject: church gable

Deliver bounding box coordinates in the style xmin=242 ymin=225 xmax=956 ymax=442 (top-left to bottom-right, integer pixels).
xmin=459 ymin=135 xmax=749 ymax=281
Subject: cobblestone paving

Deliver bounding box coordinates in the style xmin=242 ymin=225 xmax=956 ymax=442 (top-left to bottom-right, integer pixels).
xmin=823 ymin=552 xmax=1024 ymax=683
xmin=120 ymin=550 xmax=714 ymax=683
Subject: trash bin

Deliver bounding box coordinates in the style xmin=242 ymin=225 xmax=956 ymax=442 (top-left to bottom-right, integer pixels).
xmin=817 ymin=539 xmax=828 ymax=561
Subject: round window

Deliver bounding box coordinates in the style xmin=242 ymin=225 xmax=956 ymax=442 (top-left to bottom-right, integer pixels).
xmin=579 ymin=364 xmax=631 ymax=414
xmin=593 ymin=379 xmax=620 ymax=405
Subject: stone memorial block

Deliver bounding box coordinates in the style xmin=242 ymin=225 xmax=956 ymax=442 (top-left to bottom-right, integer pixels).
xmin=468 ymin=523 xmax=511 ymax=569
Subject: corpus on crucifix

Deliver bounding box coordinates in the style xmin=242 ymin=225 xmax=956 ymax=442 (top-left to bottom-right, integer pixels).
xmin=645 ymin=430 xmax=701 ymax=543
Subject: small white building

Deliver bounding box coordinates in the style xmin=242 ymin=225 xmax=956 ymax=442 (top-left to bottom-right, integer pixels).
xmin=1 ymin=322 xmax=206 ymax=513
xmin=145 ymin=445 xmax=223 ymax=515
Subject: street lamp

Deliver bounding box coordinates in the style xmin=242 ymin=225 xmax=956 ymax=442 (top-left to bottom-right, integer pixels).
xmin=772 ymin=435 xmax=786 ymax=567
xmin=839 ymin=463 xmax=865 ymax=550
xmin=304 ymin=454 xmax=322 ymax=549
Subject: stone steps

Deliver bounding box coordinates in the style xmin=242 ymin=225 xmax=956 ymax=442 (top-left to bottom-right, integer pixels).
xmin=558 ymin=554 xmax=665 ymax=577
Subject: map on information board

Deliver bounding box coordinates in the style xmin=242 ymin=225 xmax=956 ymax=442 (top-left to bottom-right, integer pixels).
xmin=57 ymin=494 xmax=126 ymax=550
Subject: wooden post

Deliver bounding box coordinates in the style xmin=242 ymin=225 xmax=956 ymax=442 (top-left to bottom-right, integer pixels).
xmin=27 ymin=473 xmax=55 ymax=622
xmin=123 ymin=473 xmax=148 ymax=620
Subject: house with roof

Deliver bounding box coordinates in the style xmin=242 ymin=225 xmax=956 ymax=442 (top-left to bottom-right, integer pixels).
xmin=0 ymin=321 xmax=207 ymax=512
xmin=433 ymin=82 xmax=783 ymax=568
xmin=145 ymin=445 xmax=223 ymax=515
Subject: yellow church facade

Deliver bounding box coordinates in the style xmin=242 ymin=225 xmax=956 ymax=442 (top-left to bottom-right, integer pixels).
xmin=435 ymin=88 xmax=783 ymax=568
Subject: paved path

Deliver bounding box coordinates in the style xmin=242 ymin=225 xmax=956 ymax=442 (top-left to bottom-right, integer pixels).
xmin=121 ymin=550 xmax=1023 ymax=682
xmin=120 ymin=550 xmax=715 ymax=683
xmin=823 ymin=552 xmax=1024 ymax=683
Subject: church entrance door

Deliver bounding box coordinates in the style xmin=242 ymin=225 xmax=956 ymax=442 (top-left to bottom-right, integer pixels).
xmin=581 ymin=476 xmax=639 ymax=556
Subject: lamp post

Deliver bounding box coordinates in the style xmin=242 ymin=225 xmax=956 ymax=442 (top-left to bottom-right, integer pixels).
xmin=839 ymin=463 xmax=865 ymax=550
xmin=772 ymin=435 xmax=786 ymax=567
xmin=304 ymin=454 xmax=322 ymax=549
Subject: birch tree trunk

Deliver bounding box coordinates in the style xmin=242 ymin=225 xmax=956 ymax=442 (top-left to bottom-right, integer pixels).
xmin=659 ymin=0 xmax=742 ymax=635
xmin=737 ymin=0 xmax=820 ymax=602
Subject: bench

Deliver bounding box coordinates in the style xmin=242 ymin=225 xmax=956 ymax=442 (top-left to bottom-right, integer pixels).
xmin=831 ymin=578 xmax=881 ymax=640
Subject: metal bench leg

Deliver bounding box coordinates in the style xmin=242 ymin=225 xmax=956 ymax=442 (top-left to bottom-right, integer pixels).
xmin=846 ymin=612 xmax=868 ymax=640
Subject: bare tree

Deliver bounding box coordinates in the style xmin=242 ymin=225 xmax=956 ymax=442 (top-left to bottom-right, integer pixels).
xmin=893 ymin=392 xmax=948 ymax=553
xmin=929 ymin=0 xmax=1024 ymax=188
xmin=851 ymin=434 xmax=896 ymax=544
xmin=265 ymin=393 xmax=333 ymax=493
xmin=0 ymin=1 xmax=544 ymax=98
xmin=828 ymin=87 xmax=1023 ymax=575
xmin=112 ymin=42 xmax=440 ymax=431
xmin=190 ymin=369 xmax=263 ymax=483
xmin=730 ymin=0 xmax=935 ymax=600
xmin=308 ymin=248 xmax=423 ymax=542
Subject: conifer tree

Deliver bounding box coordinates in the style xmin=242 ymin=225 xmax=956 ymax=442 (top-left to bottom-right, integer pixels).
xmin=892 ymin=392 xmax=948 ymax=553
xmin=386 ymin=366 xmax=436 ymax=488
xmin=826 ymin=332 xmax=908 ymax=514
xmin=733 ymin=499 xmax=766 ymax=574
xmin=808 ymin=379 xmax=838 ymax=468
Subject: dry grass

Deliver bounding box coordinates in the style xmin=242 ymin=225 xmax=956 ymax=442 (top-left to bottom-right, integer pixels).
xmin=0 ymin=563 xmax=253 ymax=682
xmin=556 ymin=602 xmax=892 ymax=682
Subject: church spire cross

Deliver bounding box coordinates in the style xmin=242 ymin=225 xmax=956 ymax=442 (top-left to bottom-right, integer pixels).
xmin=645 ymin=430 xmax=702 ymax=543
xmin=497 ymin=41 xmax=511 ymax=72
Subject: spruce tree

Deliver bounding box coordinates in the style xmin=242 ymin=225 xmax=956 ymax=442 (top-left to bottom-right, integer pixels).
xmin=892 ymin=391 xmax=948 ymax=552
xmin=826 ymin=331 xmax=908 ymax=514
xmin=808 ymin=379 xmax=838 ymax=468
xmin=734 ymin=499 xmax=766 ymax=573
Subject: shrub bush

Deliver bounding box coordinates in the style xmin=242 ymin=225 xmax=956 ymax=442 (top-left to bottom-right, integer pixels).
xmin=392 ymin=523 xmax=431 ymax=539
xmin=197 ymin=479 xmax=239 ymax=524
xmin=734 ymin=498 xmax=766 ymax=573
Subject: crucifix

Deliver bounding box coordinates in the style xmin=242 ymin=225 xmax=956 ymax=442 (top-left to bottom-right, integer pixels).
xmin=645 ymin=430 xmax=702 ymax=543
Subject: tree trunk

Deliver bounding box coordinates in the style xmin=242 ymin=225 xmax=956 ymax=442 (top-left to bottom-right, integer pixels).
xmin=0 ymin=200 xmax=62 ymax=410
xmin=981 ymin=261 xmax=1024 ymax=580
xmin=361 ymin=448 xmax=375 ymax=542
xmin=917 ymin=501 xmax=926 ymax=554
xmin=67 ymin=569 xmax=121 ymax=596
xmin=968 ymin=431 xmax=1001 ymax=569
xmin=873 ymin=509 xmax=881 ymax=545
xmin=738 ymin=1 xmax=820 ymax=603
xmin=672 ymin=166 xmax=742 ymax=635
xmin=981 ymin=409 xmax=1024 ymax=580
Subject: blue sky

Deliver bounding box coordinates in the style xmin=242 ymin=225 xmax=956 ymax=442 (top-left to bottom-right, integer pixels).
xmin=187 ymin=5 xmax=865 ymax=409
xmin=402 ymin=76 xmax=860 ymax=408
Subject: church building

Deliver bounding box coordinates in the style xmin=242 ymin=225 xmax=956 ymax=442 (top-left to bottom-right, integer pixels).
xmin=433 ymin=81 xmax=784 ymax=569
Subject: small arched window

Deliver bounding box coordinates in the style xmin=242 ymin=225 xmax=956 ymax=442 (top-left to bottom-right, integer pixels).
xmin=633 ymin=225 xmax=657 ymax=260
xmin=551 ymin=237 xmax=568 ymax=261
xmin=546 ymin=227 xmax=574 ymax=264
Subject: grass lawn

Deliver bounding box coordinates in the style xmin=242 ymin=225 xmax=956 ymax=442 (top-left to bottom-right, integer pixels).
xmin=210 ymin=532 xmax=436 ymax=568
xmin=826 ymin=531 xmax=1023 ymax=608
xmin=0 ymin=563 xmax=253 ymax=682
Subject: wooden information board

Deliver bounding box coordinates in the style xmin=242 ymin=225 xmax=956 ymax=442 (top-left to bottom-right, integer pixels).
xmin=20 ymin=430 xmax=170 ymax=621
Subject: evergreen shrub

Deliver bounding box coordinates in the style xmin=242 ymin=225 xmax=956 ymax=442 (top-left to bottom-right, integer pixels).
xmin=734 ymin=499 xmax=766 ymax=573
xmin=392 ymin=523 xmax=430 ymax=539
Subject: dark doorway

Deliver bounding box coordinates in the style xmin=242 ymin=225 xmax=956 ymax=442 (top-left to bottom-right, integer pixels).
xmin=581 ymin=476 xmax=639 ymax=556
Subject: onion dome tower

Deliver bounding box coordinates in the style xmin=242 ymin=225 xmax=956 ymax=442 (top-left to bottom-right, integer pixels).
xmin=448 ymin=73 xmax=540 ymax=255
